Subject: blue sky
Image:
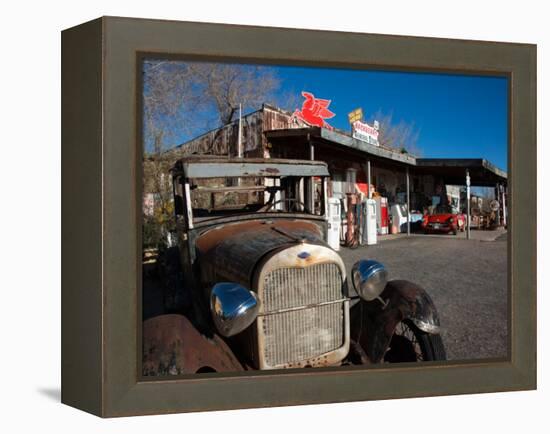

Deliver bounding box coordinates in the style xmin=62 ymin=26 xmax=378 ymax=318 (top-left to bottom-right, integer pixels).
xmin=269 ymin=65 xmax=508 ymax=171
xmin=145 ymin=60 xmax=508 ymax=172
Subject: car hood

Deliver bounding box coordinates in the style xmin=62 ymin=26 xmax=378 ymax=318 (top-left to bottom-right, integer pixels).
xmin=426 ymin=213 xmax=455 ymax=223
xmin=196 ymin=219 xmax=326 ymax=287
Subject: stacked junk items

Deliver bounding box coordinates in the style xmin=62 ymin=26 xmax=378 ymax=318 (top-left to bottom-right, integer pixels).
xmin=470 ymin=197 xmax=502 ymax=230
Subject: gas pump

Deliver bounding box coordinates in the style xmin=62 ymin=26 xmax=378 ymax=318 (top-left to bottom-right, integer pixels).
xmin=345 ymin=193 xmax=359 ymax=248
xmin=327 ymin=198 xmax=341 ymax=251
xmin=390 ymin=204 xmax=408 ymax=233
xmin=364 ymin=198 xmax=377 ymax=245
xmin=375 ymin=196 xmax=389 ymax=235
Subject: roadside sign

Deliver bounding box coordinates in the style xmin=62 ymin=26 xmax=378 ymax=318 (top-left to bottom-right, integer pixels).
xmin=291 ymin=91 xmax=335 ymax=129
xmin=348 ymin=108 xmax=363 ymax=124
xmin=352 ymin=120 xmax=379 ymax=146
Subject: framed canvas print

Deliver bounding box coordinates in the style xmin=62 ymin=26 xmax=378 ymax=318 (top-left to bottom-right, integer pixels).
xmin=61 ymin=16 xmax=536 ymax=417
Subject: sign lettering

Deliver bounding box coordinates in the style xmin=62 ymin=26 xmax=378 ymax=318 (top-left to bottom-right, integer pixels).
xmin=352 ymin=120 xmax=379 ymax=146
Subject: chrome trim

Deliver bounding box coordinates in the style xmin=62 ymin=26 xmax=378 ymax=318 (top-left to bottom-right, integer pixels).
xmin=258 ymin=297 xmax=350 ymax=316
xmin=411 ymin=318 xmax=441 ymax=334
xmin=210 ymin=282 xmax=260 ymax=337
xmin=351 ymin=259 xmax=388 ymax=301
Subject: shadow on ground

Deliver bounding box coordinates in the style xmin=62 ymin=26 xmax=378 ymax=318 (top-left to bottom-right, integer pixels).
xmin=37 ymin=387 xmax=61 ymax=402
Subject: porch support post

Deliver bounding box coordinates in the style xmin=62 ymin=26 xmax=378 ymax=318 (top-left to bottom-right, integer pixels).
xmin=367 ymin=160 xmax=372 ymax=199
xmin=495 ymin=182 xmax=501 ymax=226
xmin=406 ymin=166 xmax=411 ymax=236
xmin=502 ymin=184 xmax=507 ymax=226
xmin=466 ymin=169 xmax=471 ymax=240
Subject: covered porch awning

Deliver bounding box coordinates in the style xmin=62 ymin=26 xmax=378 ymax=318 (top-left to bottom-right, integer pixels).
xmin=265 ymin=128 xmax=508 ymax=186
xmin=416 ymin=158 xmax=507 ymax=187
xmin=264 ymin=127 xmax=416 ymax=170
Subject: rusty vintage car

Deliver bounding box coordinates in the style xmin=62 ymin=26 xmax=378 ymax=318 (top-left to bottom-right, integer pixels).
xmin=143 ymin=157 xmax=446 ymax=375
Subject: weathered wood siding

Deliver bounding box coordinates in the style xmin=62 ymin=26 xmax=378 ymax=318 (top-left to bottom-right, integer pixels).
xmin=163 ymin=105 xmax=306 ymax=161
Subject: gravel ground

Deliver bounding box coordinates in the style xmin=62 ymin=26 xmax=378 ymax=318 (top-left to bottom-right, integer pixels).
xmin=339 ymin=232 xmax=508 ymax=361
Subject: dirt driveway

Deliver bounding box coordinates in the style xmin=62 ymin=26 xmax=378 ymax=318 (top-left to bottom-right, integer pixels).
xmin=339 ymin=231 xmax=508 ymax=361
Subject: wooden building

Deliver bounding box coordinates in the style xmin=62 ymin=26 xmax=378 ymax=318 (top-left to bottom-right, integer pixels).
xmin=158 ymin=104 xmax=508 ymax=228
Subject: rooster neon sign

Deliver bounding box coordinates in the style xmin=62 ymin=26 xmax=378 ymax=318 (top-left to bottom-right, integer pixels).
xmin=290 ymin=91 xmax=335 ymax=130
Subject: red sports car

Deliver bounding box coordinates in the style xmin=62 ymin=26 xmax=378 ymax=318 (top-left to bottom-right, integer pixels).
xmin=422 ymin=205 xmax=466 ymax=235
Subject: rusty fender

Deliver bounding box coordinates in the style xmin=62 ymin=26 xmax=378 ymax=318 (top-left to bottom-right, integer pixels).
xmin=142 ymin=314 xmax=244 ymax=375
xmin=350 ymin=280 xmax=441 ymax=364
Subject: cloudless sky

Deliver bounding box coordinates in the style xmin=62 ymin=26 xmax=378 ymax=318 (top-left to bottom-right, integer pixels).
xmin=153 ymin=60 xmax=508 ymax=172
xmin=270 ymin=65 xmax=508 ymax=171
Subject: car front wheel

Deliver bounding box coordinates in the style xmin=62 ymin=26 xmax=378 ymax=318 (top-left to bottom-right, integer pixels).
xmin=384 ymin=319 xmax=446 ymax=362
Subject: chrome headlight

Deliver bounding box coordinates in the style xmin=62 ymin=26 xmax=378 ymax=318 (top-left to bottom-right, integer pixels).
xmin=210 ymin=283 xmax=260 ymax=337
xmin=351 ymin=260 xmax=388 ymax=301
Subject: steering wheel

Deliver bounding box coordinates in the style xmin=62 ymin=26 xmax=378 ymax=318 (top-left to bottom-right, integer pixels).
xmin=264 ymin=198 xmax=307 ymax=212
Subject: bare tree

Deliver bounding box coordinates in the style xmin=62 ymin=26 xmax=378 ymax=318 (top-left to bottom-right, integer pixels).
xmin=143 ymin=61 xmax=281 ymax=151
xmin=368 ymin=110 xmax=422 ymax=156
xmin=142 ymin=60 xmax=197 ymax=245
xmin=266 ymin=87 xmax=303 ymax=114
xmin=143 ymin=60 xmax=202 ymax=153
xmin=188 ymin=63 xmax=280 ymax=125
xmin=142 ymin=60 xmax=282 ymax=247
xmin=142 ymin=136 xmax=176 ymax=247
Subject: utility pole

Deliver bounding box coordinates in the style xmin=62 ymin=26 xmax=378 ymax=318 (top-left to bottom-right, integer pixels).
xmin=236 ymin=104 xmax=243 ymax=187
xmin=237 ymin=103 xmax=243 ymax=158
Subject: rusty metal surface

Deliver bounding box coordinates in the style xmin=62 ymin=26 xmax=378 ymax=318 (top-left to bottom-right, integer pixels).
xmin=195 ymin=219 xmax=349 ymax=371
xmin=196 ymin=219 xmax=325 ymax=288
xmin=172 ymin=157 xmax=329 ymax=178
xmin=142 ymin=314 xmax=243 ymax=375
xmin=191 ymin=211 xmax=327 ymax=230
xmin=350 ymin=279 xmax=441 ymax=363
xmin=174 ymin=156 xmax=327 ymax=165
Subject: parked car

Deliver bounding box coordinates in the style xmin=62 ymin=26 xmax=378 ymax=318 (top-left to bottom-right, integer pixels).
xmin=422 ymin=204 xmax=466 ymax=235
xmin=143 ymin=156 xmax=446 ymax=375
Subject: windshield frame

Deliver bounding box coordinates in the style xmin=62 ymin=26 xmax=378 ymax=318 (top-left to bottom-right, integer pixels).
xmin=173 ymin=173 xmax=329 ymax=229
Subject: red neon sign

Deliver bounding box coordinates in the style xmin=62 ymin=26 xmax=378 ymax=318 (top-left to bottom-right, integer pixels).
xmin=290 ymin=91 xmax=335 ymax=130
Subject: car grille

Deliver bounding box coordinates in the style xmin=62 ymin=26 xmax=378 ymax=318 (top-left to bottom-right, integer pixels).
xmin=259 ymin=263 xmax=345 ymax=368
